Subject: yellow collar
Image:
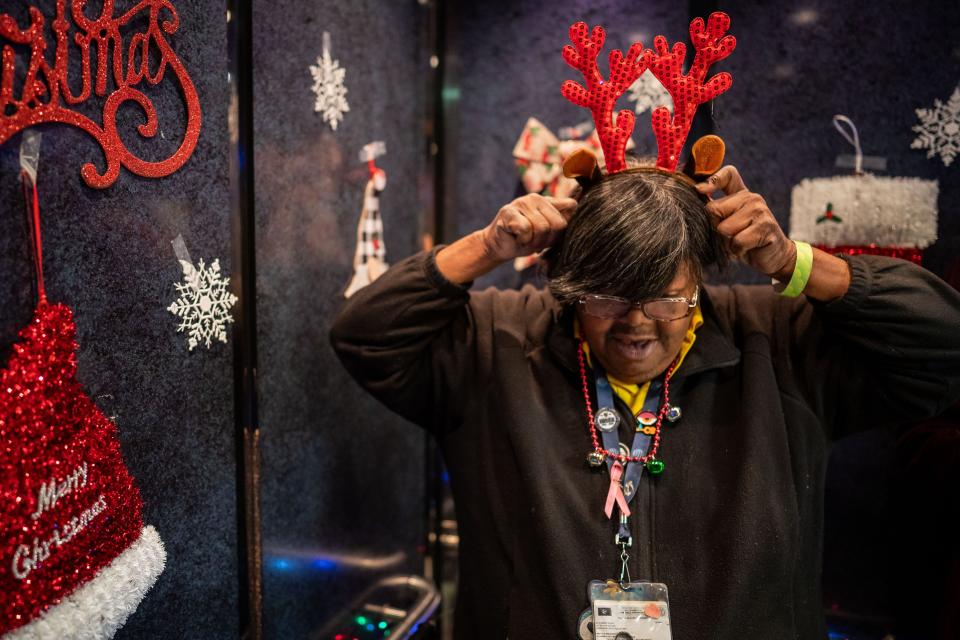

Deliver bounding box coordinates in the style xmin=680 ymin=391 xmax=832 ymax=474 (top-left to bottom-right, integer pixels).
xmin=576 ymin=306 xmax=703 ymax=415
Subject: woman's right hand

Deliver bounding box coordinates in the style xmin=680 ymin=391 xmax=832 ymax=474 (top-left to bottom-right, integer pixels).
xmin=479 ymin=194 xmax=578 ymax=262
xmin=435 ymin=194 xmax=578 ymax=284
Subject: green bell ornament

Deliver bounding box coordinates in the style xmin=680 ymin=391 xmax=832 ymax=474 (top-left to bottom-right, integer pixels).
xmin=645 ymin=458 xmax=665 ymax=475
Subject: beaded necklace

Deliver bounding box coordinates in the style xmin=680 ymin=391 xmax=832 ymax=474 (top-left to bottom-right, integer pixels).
xmin=577 ymin=340 xmax=679 ymax=469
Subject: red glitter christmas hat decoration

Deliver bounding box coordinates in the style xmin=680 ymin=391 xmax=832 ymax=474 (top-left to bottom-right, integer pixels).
xmin=1 ymin=170 xmax=165 ymax=637
xmin=561 ymin=12 xmax=736 ymax=175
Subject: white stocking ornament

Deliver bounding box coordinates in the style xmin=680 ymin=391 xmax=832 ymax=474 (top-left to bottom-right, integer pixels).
xmin=791 ymin=116 xmax=938 ymax=257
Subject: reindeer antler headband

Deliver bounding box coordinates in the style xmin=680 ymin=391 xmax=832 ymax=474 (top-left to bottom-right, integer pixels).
xmin=561 ymin=12 xmax=736 ymax=179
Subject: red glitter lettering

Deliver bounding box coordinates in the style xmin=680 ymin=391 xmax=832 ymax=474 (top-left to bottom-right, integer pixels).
xmin=0 ymin=0 xmax=202 ymax=188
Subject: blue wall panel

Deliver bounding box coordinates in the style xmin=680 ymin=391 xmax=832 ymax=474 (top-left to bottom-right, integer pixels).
xmin=252 ymin=1 xmax=431 ymax=636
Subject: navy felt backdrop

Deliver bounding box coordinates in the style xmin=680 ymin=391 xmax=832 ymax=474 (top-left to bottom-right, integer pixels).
xmin=252 ymin=0 xmax=431 ymax=637
xmin=0 ymin=1 xmax=238 ymax=638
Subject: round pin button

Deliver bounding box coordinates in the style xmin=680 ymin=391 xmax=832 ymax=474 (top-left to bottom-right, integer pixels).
xmin=595 ymin=408 xmax=619 ymax=432
xmin=637 ymin=411 xmax=657 ymax=427
xmin=577 ymin=608 xmax=594 ymax=639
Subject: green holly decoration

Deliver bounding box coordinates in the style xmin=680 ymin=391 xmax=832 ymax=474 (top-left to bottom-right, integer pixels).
xmin=816 ymin=202 xmax=843 ymax=224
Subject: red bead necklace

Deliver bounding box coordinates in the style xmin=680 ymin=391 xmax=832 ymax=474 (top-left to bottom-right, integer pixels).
xmin=577 ymin=340 xmax=679 ymax=464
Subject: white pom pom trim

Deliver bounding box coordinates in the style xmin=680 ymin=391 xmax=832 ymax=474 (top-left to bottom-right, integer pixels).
xmin=789 ymin=174 xmax=938 ymax=248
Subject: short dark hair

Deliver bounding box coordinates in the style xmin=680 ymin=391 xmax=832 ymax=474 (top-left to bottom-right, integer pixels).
xmin=546 ymin=169 xmax=728 ymax=305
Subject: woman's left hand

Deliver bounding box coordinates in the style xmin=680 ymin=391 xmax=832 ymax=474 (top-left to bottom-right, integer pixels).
xmin=696 ymin=165 xmax=796 ymax=281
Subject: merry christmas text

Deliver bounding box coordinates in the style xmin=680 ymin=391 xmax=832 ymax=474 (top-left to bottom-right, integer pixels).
xmin=12 ymin=494 xmax=108 ymax=580
xmin=30 ymin=461 xmax=88 ymax=520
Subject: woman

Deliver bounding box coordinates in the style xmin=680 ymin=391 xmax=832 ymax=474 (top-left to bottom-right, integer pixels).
xmin=330 ymin=164 xmax=960 ymax=639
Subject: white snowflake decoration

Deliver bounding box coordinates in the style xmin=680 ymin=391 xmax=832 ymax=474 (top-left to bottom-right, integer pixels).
xmin=310 ymin=32 xmax=350 ymax=131
xmin=627 ymin=71 xmax=673 ymax=115
xmin=911 ymin=85 xmax=960 ymax=167
xmin=168 ymin=257 xmax=238 ymax=351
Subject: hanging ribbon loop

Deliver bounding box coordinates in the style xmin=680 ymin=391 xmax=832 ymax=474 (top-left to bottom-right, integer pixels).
xmin=832 ymin=114 xmax=863 ymax=175
xmin=19 ymin=131 xmax=45 ymax=304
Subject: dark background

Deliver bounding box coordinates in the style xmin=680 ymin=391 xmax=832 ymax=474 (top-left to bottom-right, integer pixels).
xmin=0 ymin=0 xmax=957 ymax=638
xmin=252 ymin=0 xmax=432 ymax=637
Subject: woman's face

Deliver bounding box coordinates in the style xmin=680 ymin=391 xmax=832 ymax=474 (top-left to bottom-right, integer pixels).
xmin=575 ymin=264 xmax=698 ymax=384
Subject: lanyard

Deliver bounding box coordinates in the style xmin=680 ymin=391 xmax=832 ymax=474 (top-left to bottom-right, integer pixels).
xmin=594 ymin=369 xmax=664 ymax=583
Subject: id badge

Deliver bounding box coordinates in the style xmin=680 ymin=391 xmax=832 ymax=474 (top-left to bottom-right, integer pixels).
xmin=586 ymin=580 xmax=671 ymax=640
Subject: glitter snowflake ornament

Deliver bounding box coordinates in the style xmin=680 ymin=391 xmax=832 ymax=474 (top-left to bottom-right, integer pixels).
xmin=167 ymin=237 xmax=238 ymax=351
xmin=628 ymin=71 xmax=673 ymax=115
xmin=310 ymin=32 xmax=350 ymax=131
xmin=911 ymin=85 xmax=960 ymax=167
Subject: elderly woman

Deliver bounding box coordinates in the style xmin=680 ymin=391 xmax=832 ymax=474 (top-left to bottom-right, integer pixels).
xmin=330 ymin=164 xmax=960 ymax=639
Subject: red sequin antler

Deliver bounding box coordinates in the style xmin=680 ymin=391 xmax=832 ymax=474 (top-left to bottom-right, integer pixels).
xmin=647 ymin=12 xmax=736 ymax=172
xmin=561 ymin=23 xmax=647 ymax=174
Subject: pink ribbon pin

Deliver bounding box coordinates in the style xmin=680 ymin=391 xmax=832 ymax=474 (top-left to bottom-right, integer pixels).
xmin=604 ymin=461 xmax=631 ymax=519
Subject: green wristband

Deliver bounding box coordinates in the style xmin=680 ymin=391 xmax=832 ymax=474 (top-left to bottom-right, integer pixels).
xmin=778 ymin=240 xmax=813 ymax=298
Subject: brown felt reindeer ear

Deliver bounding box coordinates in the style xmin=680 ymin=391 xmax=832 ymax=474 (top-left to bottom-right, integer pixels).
xmin=562 ymin=148 xmax=602 ymax=188
xmin=690 ymin=135 xmax=726 ymax=177
xmin=682 ymin=134 xmax=726 ymax=182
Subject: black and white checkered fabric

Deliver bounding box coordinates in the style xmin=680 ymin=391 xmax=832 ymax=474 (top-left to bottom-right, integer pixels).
xmin=357 ymin=207 xmax=386 ymax=265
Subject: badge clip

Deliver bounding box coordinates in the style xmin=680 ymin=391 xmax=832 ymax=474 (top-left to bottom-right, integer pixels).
xmin=618 ymin=541 xmax=632 ymax=589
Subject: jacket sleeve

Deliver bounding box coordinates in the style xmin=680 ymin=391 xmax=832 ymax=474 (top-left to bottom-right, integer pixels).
xmin=788 ymin=255 xmax=960 ymax=435
xmin=329 ymin=248 xmax=483 ymax=431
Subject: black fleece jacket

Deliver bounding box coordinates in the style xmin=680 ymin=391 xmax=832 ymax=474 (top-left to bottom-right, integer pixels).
xmin=330 ymin=249 xmax=960 ymax=640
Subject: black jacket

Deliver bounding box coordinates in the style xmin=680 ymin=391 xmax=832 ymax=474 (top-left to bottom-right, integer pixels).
xmin=330 ymin=249 xmax=960 ymax=639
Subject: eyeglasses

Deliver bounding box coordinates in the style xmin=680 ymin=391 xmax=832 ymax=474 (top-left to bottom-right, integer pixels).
xmin=577 ymin=286 xmax=699 ymax=321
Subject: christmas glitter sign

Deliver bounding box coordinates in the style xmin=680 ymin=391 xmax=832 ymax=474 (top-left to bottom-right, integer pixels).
xmin=0 ymin=0 xmax=202 ymax=188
